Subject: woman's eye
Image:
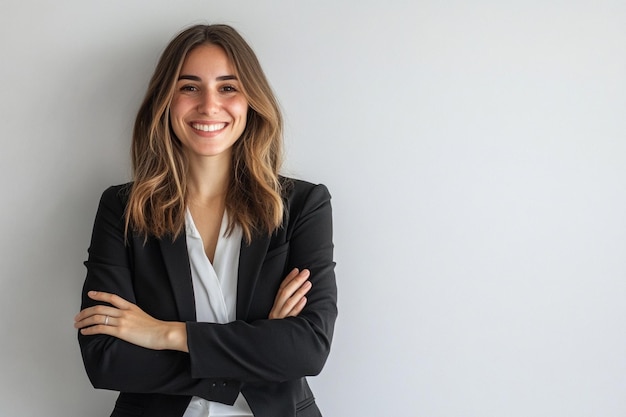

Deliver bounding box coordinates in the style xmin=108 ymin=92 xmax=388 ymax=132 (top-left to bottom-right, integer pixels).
xmin=180 ymin=85 xmax=198 ymax=92
xmin=220 ymin=85 xmax=237 ymax=93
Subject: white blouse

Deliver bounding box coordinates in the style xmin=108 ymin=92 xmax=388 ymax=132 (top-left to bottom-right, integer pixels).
xmin=182 ymin=209 xmax=254 ymax=417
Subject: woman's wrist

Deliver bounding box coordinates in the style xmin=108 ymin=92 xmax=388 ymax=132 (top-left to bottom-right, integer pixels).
xmin=164 ymin=321 xmax=189 ymax=352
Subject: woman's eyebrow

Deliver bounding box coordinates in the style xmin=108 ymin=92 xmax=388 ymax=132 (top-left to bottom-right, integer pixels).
xmin=216 ymin=75 xmax=238 ymax=81
xmin=178 ymin=74 xmax=200 ymax=81
xmin=178 ymin=74 xmax=238 ymax=81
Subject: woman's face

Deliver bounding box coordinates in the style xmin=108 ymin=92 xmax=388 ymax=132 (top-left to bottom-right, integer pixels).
xmin=170 ymin=44 xmax=249 ymax=162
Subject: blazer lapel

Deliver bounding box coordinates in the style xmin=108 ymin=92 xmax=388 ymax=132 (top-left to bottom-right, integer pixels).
xmin=159 ymin=235 xmax=197 ymax=322
xmin=236 ymin=235 xmax=271 ymax=319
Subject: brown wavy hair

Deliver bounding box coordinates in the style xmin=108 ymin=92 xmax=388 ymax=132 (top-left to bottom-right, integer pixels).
xmin=126 ymin=24 xmax=284 ymax=243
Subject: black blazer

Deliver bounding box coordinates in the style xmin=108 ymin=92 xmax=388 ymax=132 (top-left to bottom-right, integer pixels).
xmin=78 ymin=178 xmax=337 ymax=417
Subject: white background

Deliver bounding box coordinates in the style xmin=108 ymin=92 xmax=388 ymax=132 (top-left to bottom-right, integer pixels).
xmin=1 ymin=1 xmax=625 ymax=416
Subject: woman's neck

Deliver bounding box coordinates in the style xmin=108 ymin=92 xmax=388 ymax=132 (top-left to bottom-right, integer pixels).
xmin=186 ymin=153 xmax=232 ymax=204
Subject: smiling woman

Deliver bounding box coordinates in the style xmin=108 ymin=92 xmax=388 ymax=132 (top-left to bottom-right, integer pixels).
xmin=170 ymin=44 xmax=249 ymax=163
xmin=74 ymin=24 xmax=337 ymax=417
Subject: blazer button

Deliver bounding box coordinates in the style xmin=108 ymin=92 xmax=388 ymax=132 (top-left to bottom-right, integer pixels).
xmin=222 ymin=381 xmax=228 ymax=387
xmin=211 ymin=382 xmax=217 ymax=387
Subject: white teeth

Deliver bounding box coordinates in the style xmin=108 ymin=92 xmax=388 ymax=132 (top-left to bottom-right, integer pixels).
xmin=192 ymin=123 xmax=226 ymax=132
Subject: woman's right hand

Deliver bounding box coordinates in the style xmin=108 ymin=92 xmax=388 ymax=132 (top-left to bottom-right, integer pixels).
xmin=268 ymin=268 xmax=312 ymax=319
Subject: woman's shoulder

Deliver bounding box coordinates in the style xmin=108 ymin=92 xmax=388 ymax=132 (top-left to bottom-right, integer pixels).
xmin=99 ymin=182 xmax=133 ymax=207
xmin=280 ymin=176 xmax=330 ymax=197
xmin=279 ymin=176 xmax=332 ymax=214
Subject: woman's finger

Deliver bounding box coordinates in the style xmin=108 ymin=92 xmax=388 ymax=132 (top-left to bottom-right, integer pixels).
xmin=276 ymin=269 xmax=310 ymax=300
xmin=78 ymin=321 xmax=117 ymax=336
xmin=74 ymin=312 xmax=118 ymax=330
xmin=74 ymin=304 xmax=119 ymax=322
xmin=74 ymin=307 xmax=120 ymax=326
xmin=271 ymin=279 xmax=312 ymax=319
xmin=278 ymin=280 xmax=312 ymax=316
xmin=87 ymin=291 xmax=133 ymax=309
xmin=278 ymin=268 xmax=300 ymax=290
xmin=286 ymin=296 xmax=307 ymax=318
xmin=269 ymin=268 xmax=312 ymax=319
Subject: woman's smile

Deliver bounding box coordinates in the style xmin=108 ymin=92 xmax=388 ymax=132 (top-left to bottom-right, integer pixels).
xmin=191 ymin=121 xmax=227 ymax=133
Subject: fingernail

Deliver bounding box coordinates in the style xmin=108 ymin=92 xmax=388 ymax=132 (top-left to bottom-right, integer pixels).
xmin=89 ymin=291 xmax=98 ymax=296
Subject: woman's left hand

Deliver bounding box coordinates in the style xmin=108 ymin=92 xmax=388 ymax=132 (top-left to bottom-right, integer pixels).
xmin=269 ymin=268 xmax=312 ymax=319
xmin=74 ymin=291 xmax=188 ymax=352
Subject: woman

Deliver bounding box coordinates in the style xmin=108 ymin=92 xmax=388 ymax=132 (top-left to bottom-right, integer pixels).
xmin=74 ymin=24 xmax=337 ymax=417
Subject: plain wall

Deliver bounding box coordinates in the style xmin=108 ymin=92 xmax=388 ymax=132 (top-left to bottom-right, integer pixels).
xmin=1 ymin=1 xmax=625 ymax=416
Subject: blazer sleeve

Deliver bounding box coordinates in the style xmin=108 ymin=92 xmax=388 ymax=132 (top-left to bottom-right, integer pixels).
xmin=185 ymin=183 xmax=338 ymax=383
xmin=78 ymin=186 xmax=241 ymax=404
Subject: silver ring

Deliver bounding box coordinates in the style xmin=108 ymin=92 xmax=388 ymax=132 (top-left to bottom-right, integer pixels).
xmin=104 ymin=315 xmax=110 ymax=326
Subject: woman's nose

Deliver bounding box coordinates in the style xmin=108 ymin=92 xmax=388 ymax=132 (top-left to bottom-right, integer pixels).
xmin=198 ymin=90 xmax=220 ymax=114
